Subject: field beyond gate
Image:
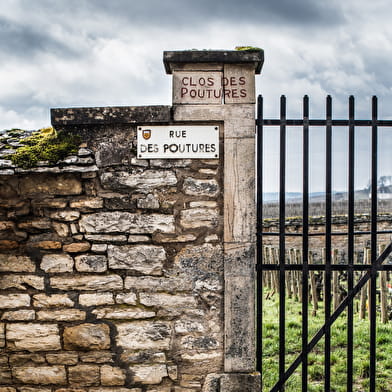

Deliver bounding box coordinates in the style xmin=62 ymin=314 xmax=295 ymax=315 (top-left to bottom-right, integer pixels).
xmin=256 ymin=95 xmax=392 ymax=392
xmin=262 ymin=291 xmax=392 ymax=392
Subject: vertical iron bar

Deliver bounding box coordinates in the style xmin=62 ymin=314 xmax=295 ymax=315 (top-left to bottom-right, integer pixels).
xmin=370 ymin=96 xmax=378 ymax=392
xmin=302 ymin=96 xmax=309 ymax=392
xmin=347 ymin=96 xmax=355 ymax=392
xmin=279 ymin=95 xmax=287 ymax=391
xmin=325 ymin=95 xmax=332 ymax=392
xmin=256 ymin=95 xmax=263 ymax=375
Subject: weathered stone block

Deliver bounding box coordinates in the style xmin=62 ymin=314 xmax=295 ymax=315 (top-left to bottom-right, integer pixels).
xmin=46 ymin=352 xmax=78 ymax=365
xmin=63 ymin=242 xmax=91 ymax=253
xmin=0 ymin=323 xmax=4 ymax=347
xmin=41 ymin=254 xmax=74 ymax=273
xmin=128 ymin=235 xmax=150 ymax=243
xmin=79 ymin=212 xmax=175 ymax=234
xmin=137 ymin=194 xmax=160 ymax=209
xmin=183 ymin=177 xmax=219 ymax=197
xmin=75 ymin=255 xmax=107 ymax=272
xmin=153 ymin=233 xmax=197 ymax=243
xmin=0 ymin=254 xmax=35 ymax=272
xmin=50 ymin=210 xmax=81 ymax=221
xmin=149 ymin=387 xmax=172 ymax=392
xmin=224 ymin=276 xmax=255 ymax=372
xmin=115 ymin=292 xmax=137 ymax=305
xmin=18 ymin=218 xmax=52 ymax=230
xmin=68 ymin=364 xmax=100 ymax=386
xmin=0 ymin=275 xmax=44 ymax=290
xmin=92 ymin=307 xmax=155 ymax=320
xmin=172 ymin=71 xmax=222 ymax=104
xmin=100 ymin=365 xmax=126 ymax=386
xmin=53 ymin=389 xmax=87 ymax=392
xmin=37 ymin=309 xmax=86 ymax=321
xmin=20 ymin=174 xmax=82 ymax=195
xmin=168 ymin=364 xmax=178 ymax=381
xmin=53 ymin=222 xmax=70 ymax=237
xmin=224 ymin=137 xmax=255 ymax=243
xmin=0 ymin=240 xmax=18 ymax=250
xmin=103 ymin=194 xmax=136 ymax=210
xmin=139 ymin=293 xmax=197 ymax=308
xmin=223 ymin=63 xmax=256 ymax=104
xmin=31 ymin=198 xmax=68 ymax=208
xmin=130 ymin=364 xmax=168 ymax=384
xmin=189 ymin=201 xmax=217 ymax=208
xmin=30 ymin=239 xmax=62 ymax=249
xmin=0 ymin=367 xmax=12 ymax=384
xmin=0 ymin=220 xmax=15 ymax=231
xmin=63 ymin=324 xmax=110 ymax=351
xmin=116 ymin=321 xmax=171 ymax=350
xmin=174 ymin=320 xmax=205 ymax=334
xmin=100 ymin=170 xmax=177 ymax=192
xmin=1 ymin=309 xmax=35 ymax=321
xmin=8 ymin=353 xmax=46 ymax=366
xmin=108 ymin=245 xmax=166 ymax=275
xmin=0 ymin=294 xmax=30 ymax=308
xmin=180 ymin=335 xmax=219 ymax=350
xmin=33 ymin=294 xmax=74 ymax=308
xmin=90 ymin=388 xmax=141 ymax=392
xmin=79 ymin=351 xmax=114 ymax=363
xmin=79 ymin=293 xmax=114 ymax=307
xmin=13 ymin=365 xmax=66 ymax=384
xmin=91 ymin=243 xmax=108 ymax=253
xmin=85 ymin=234 xmax=127 ymax=243
xmin=174 ymin=244 xmax=223 ymax=292
xmin=180 ymin=208 xmax=219 ymax=229
xmin=156 ymin=158 xmax=207 ymax=168
xmin=6 ymin=323 xmax=61 ymax=352
xmin=50 ymin=274 xmax=123 ymax=291
xmin=219 ymin=373 xmax=261 ymax=392
xmin=120 ymin=351 xmax=166 ymax=364
xmin=124 ymin=276 xmax=192 ymax=292
xmin=70 ymin=198 xmax=104 ymax=209
xmin=180 ymin=352 xmax=222 ymax=375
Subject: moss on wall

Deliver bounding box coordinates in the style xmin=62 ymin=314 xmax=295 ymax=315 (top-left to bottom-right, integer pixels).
xmin=10 ymin=127 xmax=81 ymax=169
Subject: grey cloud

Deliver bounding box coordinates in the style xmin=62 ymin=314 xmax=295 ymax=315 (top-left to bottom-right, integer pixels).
xmin=0 ymin=16 xmax=78 ymax=58
xmin=31 ymin=0 xmax=344 ymax=29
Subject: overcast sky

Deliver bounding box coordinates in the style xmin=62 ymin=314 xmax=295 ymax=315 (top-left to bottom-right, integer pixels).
xmin=1 ymin=0 xmax=392 ymax=192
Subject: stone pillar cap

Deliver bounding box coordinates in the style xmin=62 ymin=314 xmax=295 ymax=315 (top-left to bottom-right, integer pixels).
xmin=163 ymin=49 xmax=264 ymax=75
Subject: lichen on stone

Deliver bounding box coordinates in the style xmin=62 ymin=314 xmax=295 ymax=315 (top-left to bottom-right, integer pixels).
xmin=10 ymin=127 xmax=81 ymax=169
xmin=235 ymin=46 xmax=262 ymax=51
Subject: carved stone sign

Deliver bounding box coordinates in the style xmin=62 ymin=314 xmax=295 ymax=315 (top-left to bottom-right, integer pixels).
xmin=172 ymin=70 xmax=254 ymax=104
xmin=137 ymin=125 xmax=219 ymax=159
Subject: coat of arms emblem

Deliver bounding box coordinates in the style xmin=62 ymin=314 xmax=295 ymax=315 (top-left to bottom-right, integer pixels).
xmin=142 ymin=129 xmax=151 ymax=140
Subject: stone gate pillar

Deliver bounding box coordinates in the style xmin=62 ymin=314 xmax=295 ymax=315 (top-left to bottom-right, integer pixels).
xmin=164 ymin=49 xmax=264 ymax=391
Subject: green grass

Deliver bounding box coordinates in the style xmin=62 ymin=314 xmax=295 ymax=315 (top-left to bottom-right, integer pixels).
xmin=261 ymin=292 xmax=392 ymax=391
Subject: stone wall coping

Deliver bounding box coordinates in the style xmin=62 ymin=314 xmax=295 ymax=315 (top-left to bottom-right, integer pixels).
xmin=51 ymin=105 xmax=172 ymax=126
xmin=163 ymin=49 xmax=264 ymax=74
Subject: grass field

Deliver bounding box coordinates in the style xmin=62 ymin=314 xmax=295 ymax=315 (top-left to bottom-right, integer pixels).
xmin=261 ymin=292 xmax=392 ymax=391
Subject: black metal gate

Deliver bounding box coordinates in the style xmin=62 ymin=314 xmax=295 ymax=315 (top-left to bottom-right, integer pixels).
xmin=256 ymin=95 xmax=392 ymax=392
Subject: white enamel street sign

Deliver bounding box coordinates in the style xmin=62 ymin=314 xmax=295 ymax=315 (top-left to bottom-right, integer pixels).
xmin=137 ymin=125 xmax=219 ymax=159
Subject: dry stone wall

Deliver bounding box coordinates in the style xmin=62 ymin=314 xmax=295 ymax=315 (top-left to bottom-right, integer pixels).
xmin=0 ymin=107 xmax=224 ymax=392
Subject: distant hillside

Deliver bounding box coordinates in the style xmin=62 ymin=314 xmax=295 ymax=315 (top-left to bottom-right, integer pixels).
xmin=262 ymin=190 xmax=368 ymax=203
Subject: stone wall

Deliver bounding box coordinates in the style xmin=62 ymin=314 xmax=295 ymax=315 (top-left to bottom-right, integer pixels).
xmin=0 ymin=107 xmax=224 ymax=392
xmin=0 ymin=49 xmax=265 ymax=392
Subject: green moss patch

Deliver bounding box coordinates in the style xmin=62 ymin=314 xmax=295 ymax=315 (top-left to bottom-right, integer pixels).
xmin=11 ymin=127 xmax=81 ymax=169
